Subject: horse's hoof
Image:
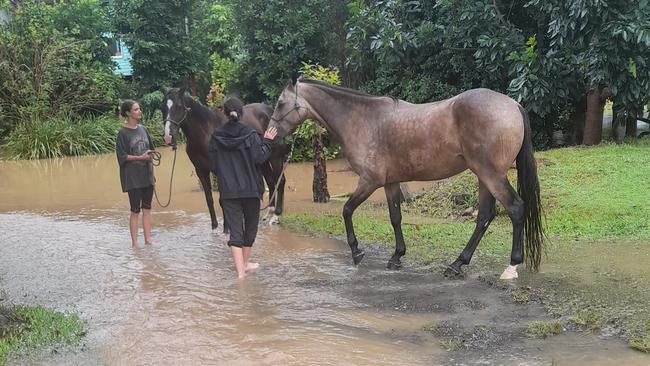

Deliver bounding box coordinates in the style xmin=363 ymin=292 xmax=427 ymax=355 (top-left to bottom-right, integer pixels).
xmin=268 ymin=214 xmax=280 ymax=225
xmin=499 ymin=265 xmax=518 ymax=280
xmin=444 ymin=265 xmax=463 ymax=278
xmin=352 ymin=250 xmax=365 ymax=265
xmin=386 ymin=260 xmax=402 ymax=270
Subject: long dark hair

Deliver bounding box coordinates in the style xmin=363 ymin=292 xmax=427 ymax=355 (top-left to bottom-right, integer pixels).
xmin=223 ymin=97 xmax=244 ymax=123
xmin=120 ymin=99 xmax=139 ymax=118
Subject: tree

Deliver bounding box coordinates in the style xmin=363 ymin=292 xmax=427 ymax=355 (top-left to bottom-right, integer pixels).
xmin=508 ymin=0 xmax=650 ymax=145
xmin=111 ymin=0 xmax=210 ymax=95
xmin=226 ymin=0 xmax=347 ymax=101
xmin=0 ymin=0 xmax=119 ymax=132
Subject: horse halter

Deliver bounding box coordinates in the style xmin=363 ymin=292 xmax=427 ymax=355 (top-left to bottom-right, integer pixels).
xmin=164 ymin=106 xmax=191 ymax=128
xmin=270 ymin=81 xmax=304 ymax=125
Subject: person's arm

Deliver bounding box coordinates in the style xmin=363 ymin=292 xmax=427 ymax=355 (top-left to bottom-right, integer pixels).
xmin=250 ymin=127 xmax=278 ymax=164
xmin=116 ymin=132 xmax=151 ymax=164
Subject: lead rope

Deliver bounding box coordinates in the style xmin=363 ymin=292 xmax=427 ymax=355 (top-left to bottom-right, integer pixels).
xmin=150 ymin=147 xmax=177 ymax=208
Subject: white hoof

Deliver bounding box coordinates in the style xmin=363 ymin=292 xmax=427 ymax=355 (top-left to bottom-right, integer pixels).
xmin=261 ymin=206 xmax=275 ymax=222
xmin=268 ymin=214 xmax=280 ymax=225
xmin=499 ymin=265 xmax=519 ymax=280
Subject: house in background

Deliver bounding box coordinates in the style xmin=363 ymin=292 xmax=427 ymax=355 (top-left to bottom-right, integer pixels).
xmin=106 ymin=34 xmax=133 ymax=77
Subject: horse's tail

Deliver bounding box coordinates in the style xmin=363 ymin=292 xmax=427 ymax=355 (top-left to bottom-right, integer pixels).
xmin=516 ymin=105 xmax=545 ymax=272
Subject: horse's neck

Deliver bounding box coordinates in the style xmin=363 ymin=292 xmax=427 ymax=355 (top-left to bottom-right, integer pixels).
xmin=306 ymin=87 xmax=382 ymax=145
xmin=183 ymin=100 xmax=222 ymax=144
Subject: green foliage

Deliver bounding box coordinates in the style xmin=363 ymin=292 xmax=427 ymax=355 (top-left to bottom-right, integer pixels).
xmin=0 ymin=305 xmax=84 ymax=364
xmin=226 ymin=0 xmax=347 ymax=100
xmin=139 ymin=91 xmax=164 ymax=115
xmin=0 ymin=0 xmax=121 ymax=135
xmin=439 ymin=338 xmax=463 ymax=351
xmin=111 ymin=0 xmax=211 ymax=95
xmin=509 ymin=0 xmax=650 ymax=120
xmin=3 ymin=114 xmax=121 ymax=160
xmin=527 ymin=321 xmax=562 ymax=338
xmin=631 ymin=323 xmax=650 ymax=353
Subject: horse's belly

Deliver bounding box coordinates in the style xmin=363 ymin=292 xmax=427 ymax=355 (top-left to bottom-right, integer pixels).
xmin=386 ymin=152 xmax=467 ymax=182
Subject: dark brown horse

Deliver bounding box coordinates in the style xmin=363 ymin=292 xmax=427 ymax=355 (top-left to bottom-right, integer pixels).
xmin=269 ymin=78 xmax=544 ymax=279
xmin=160 ymin=87 xmax=286 ymax=231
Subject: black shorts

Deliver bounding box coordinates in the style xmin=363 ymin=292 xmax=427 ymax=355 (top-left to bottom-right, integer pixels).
xmin=127 ymin=186 xmax=154 ymax=213
xmin=221 ymin=198 xmax=261 ymax=247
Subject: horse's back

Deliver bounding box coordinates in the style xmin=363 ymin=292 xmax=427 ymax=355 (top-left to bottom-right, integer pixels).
xmin=242 ymin=103 xmax=272 ymax=133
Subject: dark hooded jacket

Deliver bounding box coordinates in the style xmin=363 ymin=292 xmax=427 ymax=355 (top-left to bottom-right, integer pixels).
xmin=208 ymin=121 xmax=273 ymax=199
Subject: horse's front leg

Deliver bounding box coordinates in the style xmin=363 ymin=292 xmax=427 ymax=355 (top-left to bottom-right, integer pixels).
xmin=197 ymin=169 xmax=220 ymax=231
xmin=384 ymin=183 xmax=406 ymax=270
xmin=343 ymin=179 xmax=378 ymax=265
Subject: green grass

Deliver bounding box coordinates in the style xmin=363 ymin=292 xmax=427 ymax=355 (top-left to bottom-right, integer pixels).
xmin=439 ymin=338 xmax=464 ymax=351
xmin=528 ymin=320 xmax=563 ymax=338
xmin=281 ymin=139 xmax=650 ymax=351
xmin=0 ymin=305 xmax=84 ymax=365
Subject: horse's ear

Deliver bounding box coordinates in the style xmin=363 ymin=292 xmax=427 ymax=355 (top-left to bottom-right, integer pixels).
xmin=178 ymin=87 xmax=187 ymax=96
xmin=160 ymin=86 xmax=170 ymax=95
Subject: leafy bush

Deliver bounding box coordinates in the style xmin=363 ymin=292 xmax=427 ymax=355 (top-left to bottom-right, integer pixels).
xmin=3 ymin=114 xmax=121 ymax=160
xmin=0 ymin=1 xmax=120 ymax=134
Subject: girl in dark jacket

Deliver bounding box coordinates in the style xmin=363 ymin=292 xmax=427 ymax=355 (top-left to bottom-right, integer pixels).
xmin=209 ymin=97 xmax=277 ymax=279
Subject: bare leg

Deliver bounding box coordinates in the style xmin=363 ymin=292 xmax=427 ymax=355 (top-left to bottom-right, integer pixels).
xmin=343 ymin=179 xmax=378 ymax=265
xmin=142 ymin=208 xmax=153 ymax=245
xmin=384 ymin=183 xmax=406 ymax=270
xmin=129 ymin=212 xmax=139 ymax=247
xmin=242 ymin=246 xmax=259 ymax=271
xmin=231 ymin=246 xmax=246 ymax=279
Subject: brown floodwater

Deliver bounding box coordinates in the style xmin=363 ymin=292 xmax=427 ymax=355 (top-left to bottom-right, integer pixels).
xmin=0 ymin=146 xmax=648 ymax=365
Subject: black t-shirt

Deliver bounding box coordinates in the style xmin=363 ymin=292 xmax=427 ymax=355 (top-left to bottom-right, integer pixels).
xmin=116 ymin=125 xmax=155 ymax=192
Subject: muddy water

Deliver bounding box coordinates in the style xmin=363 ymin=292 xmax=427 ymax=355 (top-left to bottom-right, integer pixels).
xmin=0 ymin=147 xmax=648 ymax=365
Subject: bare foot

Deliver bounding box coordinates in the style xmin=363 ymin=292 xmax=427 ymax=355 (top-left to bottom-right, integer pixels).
xmin=144 ymin=241 xmax=153 ymax=245
xmin=237 ymin=272 xmax=247 ymax=280
xmin=131 ymin=242 xmax=138 ymax=248
xmin=245 ymin=262 xmax=259 ymax=271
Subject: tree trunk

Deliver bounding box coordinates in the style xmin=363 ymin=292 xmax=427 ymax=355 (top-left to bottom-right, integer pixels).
xmin=572 ymin=96 xmax=586 ymax=145
xmin=626 ymin=115 xmax=637 ymax=138
xmin=312 ymin=132 xmax=330 ymax=203
xmin=583 ymin=85 xmax=606 ymax=146
xmin=611 ymin=101 xmax=624 ymax=143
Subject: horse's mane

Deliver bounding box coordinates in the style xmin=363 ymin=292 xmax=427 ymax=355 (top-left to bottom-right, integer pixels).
xmin=299 ymin=78 xmax=399 ymax=104
xmin=182 ymin=94 xmax=225 ymax=126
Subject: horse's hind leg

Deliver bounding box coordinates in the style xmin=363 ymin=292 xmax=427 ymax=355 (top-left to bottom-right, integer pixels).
xmin=385 ymin=183 xmax=406 ymax=270
xmin=343 ymin=179 xmax=378 ymax=265
xmin=482 ymin=176 xmax=524 ymax=280
xmin=444 ymin=181 xmax=496 ymax=277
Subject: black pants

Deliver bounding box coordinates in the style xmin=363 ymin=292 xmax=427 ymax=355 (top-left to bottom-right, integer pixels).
xmin=127 ymin=185 xmax=154 ymax=213
xmin=221 ymin=198 xmax=260 ymax=247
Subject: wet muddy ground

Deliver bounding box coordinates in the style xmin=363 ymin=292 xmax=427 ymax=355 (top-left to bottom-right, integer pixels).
xmin=0 ymin=148 xmax=648 ymax=365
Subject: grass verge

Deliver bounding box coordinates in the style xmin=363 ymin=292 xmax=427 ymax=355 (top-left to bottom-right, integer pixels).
xmin=0 ymin=304 xmax=84 ymax=365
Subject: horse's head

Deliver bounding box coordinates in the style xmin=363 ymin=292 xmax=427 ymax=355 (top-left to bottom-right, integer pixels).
xmin=270 ymin=79 xmax=309 ymax=138
xmin=160 ymin=87 xmax=191 ymax=146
